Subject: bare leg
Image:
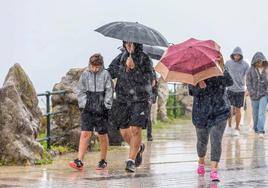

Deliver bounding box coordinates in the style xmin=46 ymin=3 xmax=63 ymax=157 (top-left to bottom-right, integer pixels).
xmin=235 ymin=107 xmax=242 ymax=130
xmin=77 ymin=131 xmax=92 ymax=160
xmin=120 ymin=128 xmax=131 ymax=145
xmin=98 ymin=133 xmax=109 ymax=160
xmin=129 ymin=126 xmax=142 ymax=160
xmin=198 ymin=157 xmax=205 ymax=165
xmin=211 ymin=161 xmax=219 ymax=171
xmin=228 ymin=107 xmax=233 ymax=128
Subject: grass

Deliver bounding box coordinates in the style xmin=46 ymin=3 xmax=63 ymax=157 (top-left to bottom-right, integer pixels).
xmin=0 ymin=160 xmax=6 ymax=166
xmin=35 ymin=150 xmax=53 ymax=165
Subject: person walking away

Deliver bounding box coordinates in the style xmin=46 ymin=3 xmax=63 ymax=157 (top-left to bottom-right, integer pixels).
xmin=108 ymin=41 xmax=154 ymax=173
xmin=69 ymin=53 xmax=113 ymax=170
xmin=189 ymin=57 xmax=233 ymax=182
xmin=225 ymin=47 xmax=249 ymax=136
xmin=246 ymin=52 xmax=268 ymax=138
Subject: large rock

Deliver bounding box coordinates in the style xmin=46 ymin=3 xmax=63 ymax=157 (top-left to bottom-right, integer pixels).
xmin=0 ymin=64 xmax=43 ymax=165
xmin=51 ymin=68 xmax=85 ymax=149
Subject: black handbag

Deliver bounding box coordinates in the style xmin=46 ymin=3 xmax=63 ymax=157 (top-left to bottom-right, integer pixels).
xmin=85 ymin=91 xmax=105 ymax=114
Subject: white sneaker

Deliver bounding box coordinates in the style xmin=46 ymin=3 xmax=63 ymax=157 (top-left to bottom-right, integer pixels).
xmin=233 ymin=129 xmax=240 ymax=136
xmin=258 ymin=133 xmax=264 ymax=139
xmin=225 ymin=127 xmax=233 ymax=136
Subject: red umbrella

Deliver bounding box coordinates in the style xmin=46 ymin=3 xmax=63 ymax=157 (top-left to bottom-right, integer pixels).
xmin=155 ymin=38 xmax=223 ymax=85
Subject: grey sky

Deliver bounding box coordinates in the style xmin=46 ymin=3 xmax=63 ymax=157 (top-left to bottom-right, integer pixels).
xmin=1 ymin=0 xmax=268 ymax=93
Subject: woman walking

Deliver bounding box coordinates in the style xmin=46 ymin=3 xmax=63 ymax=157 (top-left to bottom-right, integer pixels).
xmin=189 ymin=57 xmax=233 ymax=182
xmin=246 ymin=52 xmax=268 ymax=138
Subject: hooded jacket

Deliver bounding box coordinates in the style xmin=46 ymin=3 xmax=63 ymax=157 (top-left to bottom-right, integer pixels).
xmin=108 ymin=44 xmax=155 ymax=103
xmin=77 ymin=65 xmax=113 ymax=110
xmin=189 ymin=69 xmax=233 ymax=128
xmin=225 ymin=47 xmax=249 ymax=92
xmin=246 ymin=52 xmax=268 ymax=100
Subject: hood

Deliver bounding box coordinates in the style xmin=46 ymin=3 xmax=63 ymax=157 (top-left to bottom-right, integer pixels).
xmin=231 ymin=47 xmax=243 ymax=61
xmin=251 ymin=52 xmax=268 ymax=65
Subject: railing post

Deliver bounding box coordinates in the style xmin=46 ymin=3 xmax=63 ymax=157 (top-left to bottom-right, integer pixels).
xmin=173 ymin=83 xmax=177 ymax=118
xmin=46 ymin=91 xmax=51 ymax=150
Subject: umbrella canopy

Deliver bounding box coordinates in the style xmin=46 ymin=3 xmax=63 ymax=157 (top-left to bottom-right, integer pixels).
xmin=155 ymin=38 xmax=223 ymax=85
xmin=119 ymin=45 xmax=165 ymax=60
xmin=95 ymin=21 xmax=169 ymax=47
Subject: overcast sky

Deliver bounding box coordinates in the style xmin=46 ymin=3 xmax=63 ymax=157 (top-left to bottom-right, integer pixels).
xmin=1 ymin=0 xmax=268 ymax=93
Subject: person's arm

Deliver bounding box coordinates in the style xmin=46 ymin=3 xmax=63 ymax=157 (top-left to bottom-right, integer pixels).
xmin=107 ymin=53 xmax=123 ymax=79
xmin=217 ymin=69 xmax=233 ymax=87
xmin=246 ymin=68 xmax=254 ymax=96
xmin=76 ymin=72 xmax=87 ymax=109
xmin=188 ymin=84 xmax=205 ymax=96
xmin=104 ymin=71 xmax=114 ymax=110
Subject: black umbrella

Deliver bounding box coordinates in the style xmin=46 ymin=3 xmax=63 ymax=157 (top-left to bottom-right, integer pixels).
xmin=95 ymin=21 xmax=169 ymax=47
xmin=119 ymin=45 xmax=165 ymax=60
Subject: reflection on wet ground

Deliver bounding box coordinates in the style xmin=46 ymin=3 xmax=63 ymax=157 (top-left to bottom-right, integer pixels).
xmin=1 ymin=120 xmax=268 ymax=187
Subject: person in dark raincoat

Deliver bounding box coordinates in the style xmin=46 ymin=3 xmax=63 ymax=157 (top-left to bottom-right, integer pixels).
xmin=108 ymin=41 xmax=154 ymax=172
xmin=188 ymin=57 xmax=233 ymax=182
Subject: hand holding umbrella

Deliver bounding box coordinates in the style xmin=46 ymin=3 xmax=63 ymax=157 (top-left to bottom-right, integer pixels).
xmin=125 ymin=43 xmax=136 ymax=72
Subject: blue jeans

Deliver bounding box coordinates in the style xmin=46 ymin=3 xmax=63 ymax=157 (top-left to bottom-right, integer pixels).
xmin=251 ymin=96 xmax=268 ymax=133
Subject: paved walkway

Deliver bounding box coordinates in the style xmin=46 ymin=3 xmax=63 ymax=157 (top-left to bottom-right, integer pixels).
xmin=1 ymin=119 xmax=268 ymax=188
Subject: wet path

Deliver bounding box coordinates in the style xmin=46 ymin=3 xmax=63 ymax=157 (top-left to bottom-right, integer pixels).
xmin=1 ymin=120 xmax=268 ymax=187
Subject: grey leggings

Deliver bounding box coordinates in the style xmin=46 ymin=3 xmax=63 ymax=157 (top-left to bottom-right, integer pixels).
xmin=195 ymin=120 xmax=227 ymax=162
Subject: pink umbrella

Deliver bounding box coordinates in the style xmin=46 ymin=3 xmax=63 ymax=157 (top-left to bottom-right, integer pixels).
xmin=155 ymin=38 xmax=223 ymax=85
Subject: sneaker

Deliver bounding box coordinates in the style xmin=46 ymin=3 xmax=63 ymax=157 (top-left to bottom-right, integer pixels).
xmin=210 ymin=170 xmax=220 ymax=182
xmin=147 ymin=136 xmax=153 ymax=142
xmin=69 ymin=159 xmax=84 ymax=171
xmin=197 ymin=164 xmax=205 ymax=175
xmin=135 ymin=143 xmax=145 ymax=167
xmin=233 ymin=129 xmax=240 ymax=136
xmin=125 ymin=160 xmax=136 ymax=173
xmin=225 ymin=127 xmax=233 ymax=136
xmin=259 ymin=133 xmax=264 ymax=139
xmin=96 ymin=159 xmax=108 ymax=170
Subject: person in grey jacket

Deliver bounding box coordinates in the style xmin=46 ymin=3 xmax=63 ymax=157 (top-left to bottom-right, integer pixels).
xmin=246 ymin=52 xmax=268 ymax=138
xmin=69 ymin=53 xmax=113 ymax=170
xmin=225 ymin=47 xmax=249 ymax=136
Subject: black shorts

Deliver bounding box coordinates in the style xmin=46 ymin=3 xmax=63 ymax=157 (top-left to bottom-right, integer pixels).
xmin=227 ymin=90 xmax=245 ymax=108
xmin=80 ymin=111 xmax=108 ymax=134
xmin=111 ymin=101 xmax=149 ymax=129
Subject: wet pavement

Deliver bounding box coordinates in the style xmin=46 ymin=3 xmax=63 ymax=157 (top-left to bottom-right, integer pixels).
xmin=1 ymin=119 xmax=268 ymax=188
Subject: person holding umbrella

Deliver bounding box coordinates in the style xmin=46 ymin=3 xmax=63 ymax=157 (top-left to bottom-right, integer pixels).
xmin=96 ymin=21 xmax=168 ymax=172
xmin=155 ymin=38 xmax=233 ymax=182
xmin=189 ymin=57 xmax=233 ymax=182
xmin=108 ymin=41 xmax=155 ymax=172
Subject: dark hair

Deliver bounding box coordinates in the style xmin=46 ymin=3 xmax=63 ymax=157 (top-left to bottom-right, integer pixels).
xmin=89 ymin=53 xmax=104 ymax=66
xmin=122 ymin=41 xmax=143 ymax=54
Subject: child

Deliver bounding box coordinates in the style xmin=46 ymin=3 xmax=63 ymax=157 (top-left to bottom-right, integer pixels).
xmin=69 ymin=53 xmax=113 ymax=170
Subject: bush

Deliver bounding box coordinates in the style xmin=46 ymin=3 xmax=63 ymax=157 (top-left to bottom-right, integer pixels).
xmin=166 ymin=91 xmax=186 ymax=118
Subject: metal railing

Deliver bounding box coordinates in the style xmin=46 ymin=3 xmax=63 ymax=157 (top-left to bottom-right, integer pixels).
xmin=37 ymin=90 xmax=68 ymax=149
xmin=37 ymin=84 xmax=188 ymax=149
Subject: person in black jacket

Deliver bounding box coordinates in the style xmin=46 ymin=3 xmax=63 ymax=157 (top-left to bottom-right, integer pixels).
xmin=188 ymin=57 xmax=233 ymax=182
xmin=108 ymin=41 xmax=154 ymax=172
